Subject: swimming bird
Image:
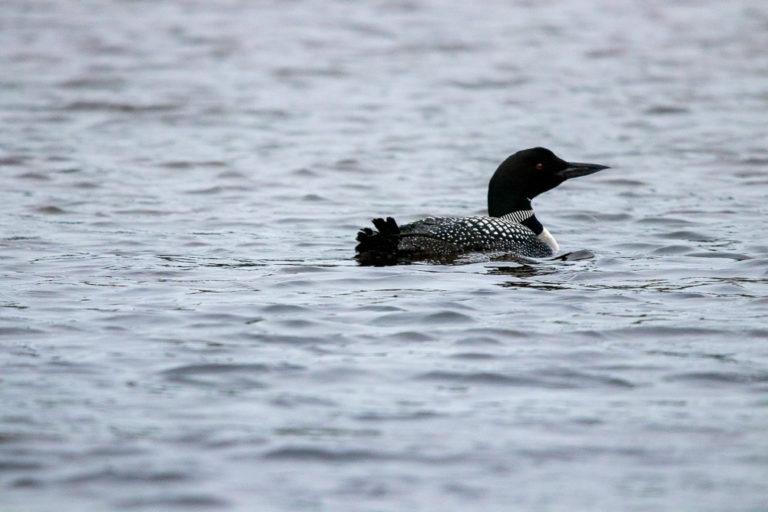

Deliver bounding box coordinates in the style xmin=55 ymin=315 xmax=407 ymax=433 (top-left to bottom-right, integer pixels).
xmin=355 ymin=147 xmax=609 ymax=265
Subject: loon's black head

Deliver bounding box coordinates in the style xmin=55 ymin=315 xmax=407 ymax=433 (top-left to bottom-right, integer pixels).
xmin=487 ymin=147 xmax=609 ymax=217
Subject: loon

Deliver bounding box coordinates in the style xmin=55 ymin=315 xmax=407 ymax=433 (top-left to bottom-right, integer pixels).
xmin=355 ymin=147 xmax=609 ymax=265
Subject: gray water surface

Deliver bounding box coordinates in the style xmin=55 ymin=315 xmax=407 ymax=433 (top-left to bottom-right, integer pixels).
xmin=2 ymin=1 xmax=768 ymax=511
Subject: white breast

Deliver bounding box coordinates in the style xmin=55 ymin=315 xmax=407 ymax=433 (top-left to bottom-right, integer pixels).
xmin=537 ymin=227 xmax=559 ymax=253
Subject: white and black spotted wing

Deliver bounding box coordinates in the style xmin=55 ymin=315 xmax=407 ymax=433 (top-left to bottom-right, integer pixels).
xmin=398 ymin=216 xmax=553 ymax=259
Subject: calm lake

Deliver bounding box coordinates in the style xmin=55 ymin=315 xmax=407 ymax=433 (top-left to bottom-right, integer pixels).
xmin=1 ymin=1 xmax=767 ymax=510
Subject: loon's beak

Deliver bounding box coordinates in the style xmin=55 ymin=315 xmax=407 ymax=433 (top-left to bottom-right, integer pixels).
xmin=558 ymin=162 xmax=610 ymax=179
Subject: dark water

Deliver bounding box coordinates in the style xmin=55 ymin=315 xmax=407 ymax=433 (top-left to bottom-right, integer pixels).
xmin=2 ymin=1 xmax=768 ymax=510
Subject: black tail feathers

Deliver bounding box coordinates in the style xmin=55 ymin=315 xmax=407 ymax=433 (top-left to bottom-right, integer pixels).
xmin=355 ymin=217 xmax=402 ymax=266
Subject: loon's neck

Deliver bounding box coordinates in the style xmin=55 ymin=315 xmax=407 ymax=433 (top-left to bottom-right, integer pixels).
xmin=488 ymin=191 xmax=532 ymax=218
xmin=491 ymin=198 xmax=559 ymax=254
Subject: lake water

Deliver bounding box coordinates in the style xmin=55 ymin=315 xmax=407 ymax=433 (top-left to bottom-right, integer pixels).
xmin=1 ymin=1 xmax=767 ymax=511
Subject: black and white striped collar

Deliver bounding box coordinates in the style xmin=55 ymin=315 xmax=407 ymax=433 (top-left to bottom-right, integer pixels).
xmin=499 ymin=210 xmax=534 ymax=223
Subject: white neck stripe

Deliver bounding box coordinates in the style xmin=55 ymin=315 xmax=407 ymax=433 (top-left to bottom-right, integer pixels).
xmin=499 ymin=210 xmax=534 ymax=223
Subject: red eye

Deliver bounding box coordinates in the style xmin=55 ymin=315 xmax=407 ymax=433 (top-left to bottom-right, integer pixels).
xmin=536 ymin=163 xmax=544 ymax=170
